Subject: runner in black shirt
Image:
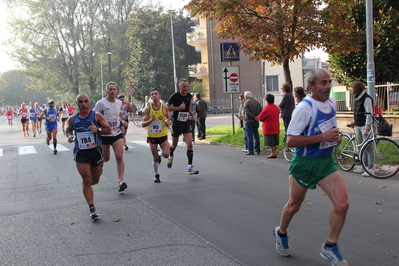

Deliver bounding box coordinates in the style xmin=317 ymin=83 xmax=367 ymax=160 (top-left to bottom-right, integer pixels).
xmin=165 ymin=78 xmax=199 ymax=175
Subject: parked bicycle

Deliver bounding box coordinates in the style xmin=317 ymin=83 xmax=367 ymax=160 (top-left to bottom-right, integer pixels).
xmin=208 ymin=105 xmax=226 ymax=114
xmin=130 ymin=109 xmax=145 ymax=128
xmin=334 ymin=114 xmax=399 ymax=179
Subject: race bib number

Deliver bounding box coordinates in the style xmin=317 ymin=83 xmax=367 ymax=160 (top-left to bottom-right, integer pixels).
xmin=8 ymin=116 xmax=13 ymax=120
xmin=318 ymin=117 xmax=337 ymax=149
xmin=30 ymin=112 xmax=36 ymax=117
xmin=22 ymin=112 xmax=27 ymax=118
xmin=62 ymin=110 xmax=69 ymax=118
xmin=49 ymin=114 xmax=56 ymax=122
xmin=177 ymin=111 xmax=189 ymax=122
xmin=121 ymin=107 xmax=128 ymax=120
xmin=76 ymin=131 xmax=95 ymax=150
xmin=149 ymin=121 xmax=162 ymax=134
xmin=109 ymin=118 xmax=121 ymax=135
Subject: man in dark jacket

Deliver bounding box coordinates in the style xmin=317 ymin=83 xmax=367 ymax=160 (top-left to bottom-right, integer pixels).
xmin=351 ymin=81 xmax=374 ymax=176
xmin=279 ymin=83 xmax=295 ymax=133
xmin=243 ymin=91 xmax=262 ymax=155
xmin=194 ymin=92 xmax=208 ymax=140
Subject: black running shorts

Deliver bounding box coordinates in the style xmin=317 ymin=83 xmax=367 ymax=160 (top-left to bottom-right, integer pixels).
xmin=100 ymin=133 xmax=124 ymax=145
xmin=147 ymin=135 xmax=168 ymax=145
xmin=171 ymin=121 xmax=192 ymax=137
xmin=74 ymin=148 xmax=103 ymax=167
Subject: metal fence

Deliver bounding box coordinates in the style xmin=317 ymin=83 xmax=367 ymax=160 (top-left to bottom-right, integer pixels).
xmin=206 ymin=96 xmax=265 ymax=114
xmin=132 ymin=84 xmax=399 ymax=115
xmin=376 ymin=83 xmax=399 ymax=114
xmin=205 ymin=83 xmax=399 ymax=114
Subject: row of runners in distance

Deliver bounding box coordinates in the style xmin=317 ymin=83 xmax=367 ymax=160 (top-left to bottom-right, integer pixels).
xmin=5 ymin=100 xmax=76 ymax=155
xmin=65 ymin=79 xmax=199 ymax=220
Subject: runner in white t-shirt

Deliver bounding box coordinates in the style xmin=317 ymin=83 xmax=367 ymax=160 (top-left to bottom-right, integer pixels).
xmin=93 ymin=81 xmax=128 ymax=192
xmin=60 ymin=101 xmax=70 ymax=135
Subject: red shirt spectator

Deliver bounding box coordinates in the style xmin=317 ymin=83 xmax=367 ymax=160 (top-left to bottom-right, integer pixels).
xmin=67 ymin=105 xmax=75 ymax=115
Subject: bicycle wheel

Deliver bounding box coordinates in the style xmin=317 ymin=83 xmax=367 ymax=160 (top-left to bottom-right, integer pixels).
xmin=361 ymin=138 xmax=399 ymax=179
xmin=334 ymin=132 xmax=355 ymax=171
xmin=132 ymin=115 xmax=143 ymax=128
xmin=283 ymin=146 xmax=294 ymax=162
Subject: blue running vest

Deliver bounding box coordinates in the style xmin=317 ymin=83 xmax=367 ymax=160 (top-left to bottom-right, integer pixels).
xmin=295 ymin=99 xmax=337 ymax=158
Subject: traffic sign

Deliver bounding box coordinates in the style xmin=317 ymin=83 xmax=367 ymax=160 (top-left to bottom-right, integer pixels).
xmin=222 ymin=66 xmax=240 ymax=94
xmin=220 ymin=43 xmax=240 ymax=62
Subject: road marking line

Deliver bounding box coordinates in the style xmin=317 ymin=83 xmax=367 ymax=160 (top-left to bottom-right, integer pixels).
xmin=0 ymin=148 xmax=3 ymax=156
xmin=47 ymin=144 xmax=70 ymax=151
xmin=129 ymin=141 xmax=148 ymax=147
xmin=19 ymin=146 xmax=37 ymax=155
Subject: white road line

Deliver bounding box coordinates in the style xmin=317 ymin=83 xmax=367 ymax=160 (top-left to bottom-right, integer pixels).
xmin=0 ymin=148 xmax=3 ymax=157
xmin=129 ymin=140 xmax=148 ymax=147
xmin=18 ymin=146 xmax=37 ymax=155
xmin=46 ymin=144 xmax=70 ymax=151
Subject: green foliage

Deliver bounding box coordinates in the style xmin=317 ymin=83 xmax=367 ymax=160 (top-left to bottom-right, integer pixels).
xmin=189 ymin=80 xmax=208 ymax=99
xmin=0 ymin=71 xmax=55 ymax=106
xmin=7 ymin=0 xmax=139 ymax=99
xmin=124 ymin=7 xmax=200 ymax=102
xmin=329 ymin=0 xmax=399 ymax=84
xmin=187 ymin=0 xmax=359 ymax=86
xmin=206 ymin=125 xmax=287 ymax=151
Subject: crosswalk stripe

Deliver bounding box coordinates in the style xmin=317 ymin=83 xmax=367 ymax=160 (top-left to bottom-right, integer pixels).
xmin=18 ymin=146 xmax=37 ymax=155
xmin=0 ymin=148 xmax=3 ymax=157
xmin=46 ymin=144 xmax=70 ymax=151
xmin=129 ymin=140 xmax=148 ymax=147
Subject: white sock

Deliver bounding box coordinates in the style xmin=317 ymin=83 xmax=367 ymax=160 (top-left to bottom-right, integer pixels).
xmin=152 ymin=161 xmax=159 ymax=175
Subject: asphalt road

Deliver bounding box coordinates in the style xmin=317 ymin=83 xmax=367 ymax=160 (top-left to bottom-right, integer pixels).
xmin=0 ymin=113 xmax=398 ymax=266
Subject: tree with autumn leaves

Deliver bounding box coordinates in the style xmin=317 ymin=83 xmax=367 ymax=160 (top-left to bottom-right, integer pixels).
xmin=186 ymin=0 xmax=361 ymax=86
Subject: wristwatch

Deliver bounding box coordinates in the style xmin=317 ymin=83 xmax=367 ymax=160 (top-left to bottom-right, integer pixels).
xmin=97 ymin=127 xmax=102 ymax=133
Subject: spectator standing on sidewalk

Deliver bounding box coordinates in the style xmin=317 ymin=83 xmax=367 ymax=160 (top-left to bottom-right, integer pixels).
xmin=194 ymin=92 xmax=207 ymax=140
xmin=243 ymin=91 xmax=262 ymax=155
xmin=235 ymin=94 xmax=248 ymax=152
xmin=294 ymin=86 xmax=306 ymax=105
xmin=351 ymin=81 xmax=374 ymax=176
xmin=279 ymin=83 xmax=295 ymax=133
xmin=257 ymin=94 xmax=280 ymax=159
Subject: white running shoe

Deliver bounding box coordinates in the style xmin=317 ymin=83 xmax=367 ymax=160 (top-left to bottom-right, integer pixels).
xmin=320 ymin=243 xmax=349 ymax=266
xmin=273 ymin=226 xmax=291 ymax=257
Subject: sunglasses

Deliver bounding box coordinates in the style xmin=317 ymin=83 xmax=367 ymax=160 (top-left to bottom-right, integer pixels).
xmin=78 ymin=100 xmax=89 ymax=103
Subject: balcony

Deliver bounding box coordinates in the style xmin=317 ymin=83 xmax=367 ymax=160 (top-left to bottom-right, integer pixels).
xmin=187 ymin=30 xmax=207 ymax=46
xmin=189 ymin=63 xmax=209 ymax=78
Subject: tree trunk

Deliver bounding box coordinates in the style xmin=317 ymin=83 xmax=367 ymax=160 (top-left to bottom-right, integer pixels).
xmin=88 ymin=76 xmax=96 ymax=92
xmin=282 ymin=59 xmax=293 ymax=88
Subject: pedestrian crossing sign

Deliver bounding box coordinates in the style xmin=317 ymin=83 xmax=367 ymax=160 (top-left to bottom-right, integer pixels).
xmin=220 ymin=43 xmax=240 ymax=62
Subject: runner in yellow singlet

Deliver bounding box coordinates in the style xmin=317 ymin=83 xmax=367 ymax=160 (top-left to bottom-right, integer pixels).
xmin=142 ymin=88 xmax=171 ymax=183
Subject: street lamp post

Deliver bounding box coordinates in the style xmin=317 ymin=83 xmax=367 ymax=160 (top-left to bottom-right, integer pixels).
xmin=170 ymin=12 xmax=177 ymax=93
xmin=100 ymin=52 xmax=112 ymax=99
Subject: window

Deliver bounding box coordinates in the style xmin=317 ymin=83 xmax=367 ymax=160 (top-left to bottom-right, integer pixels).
xmin=266 ymin=76 xmax=279 ymax=92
